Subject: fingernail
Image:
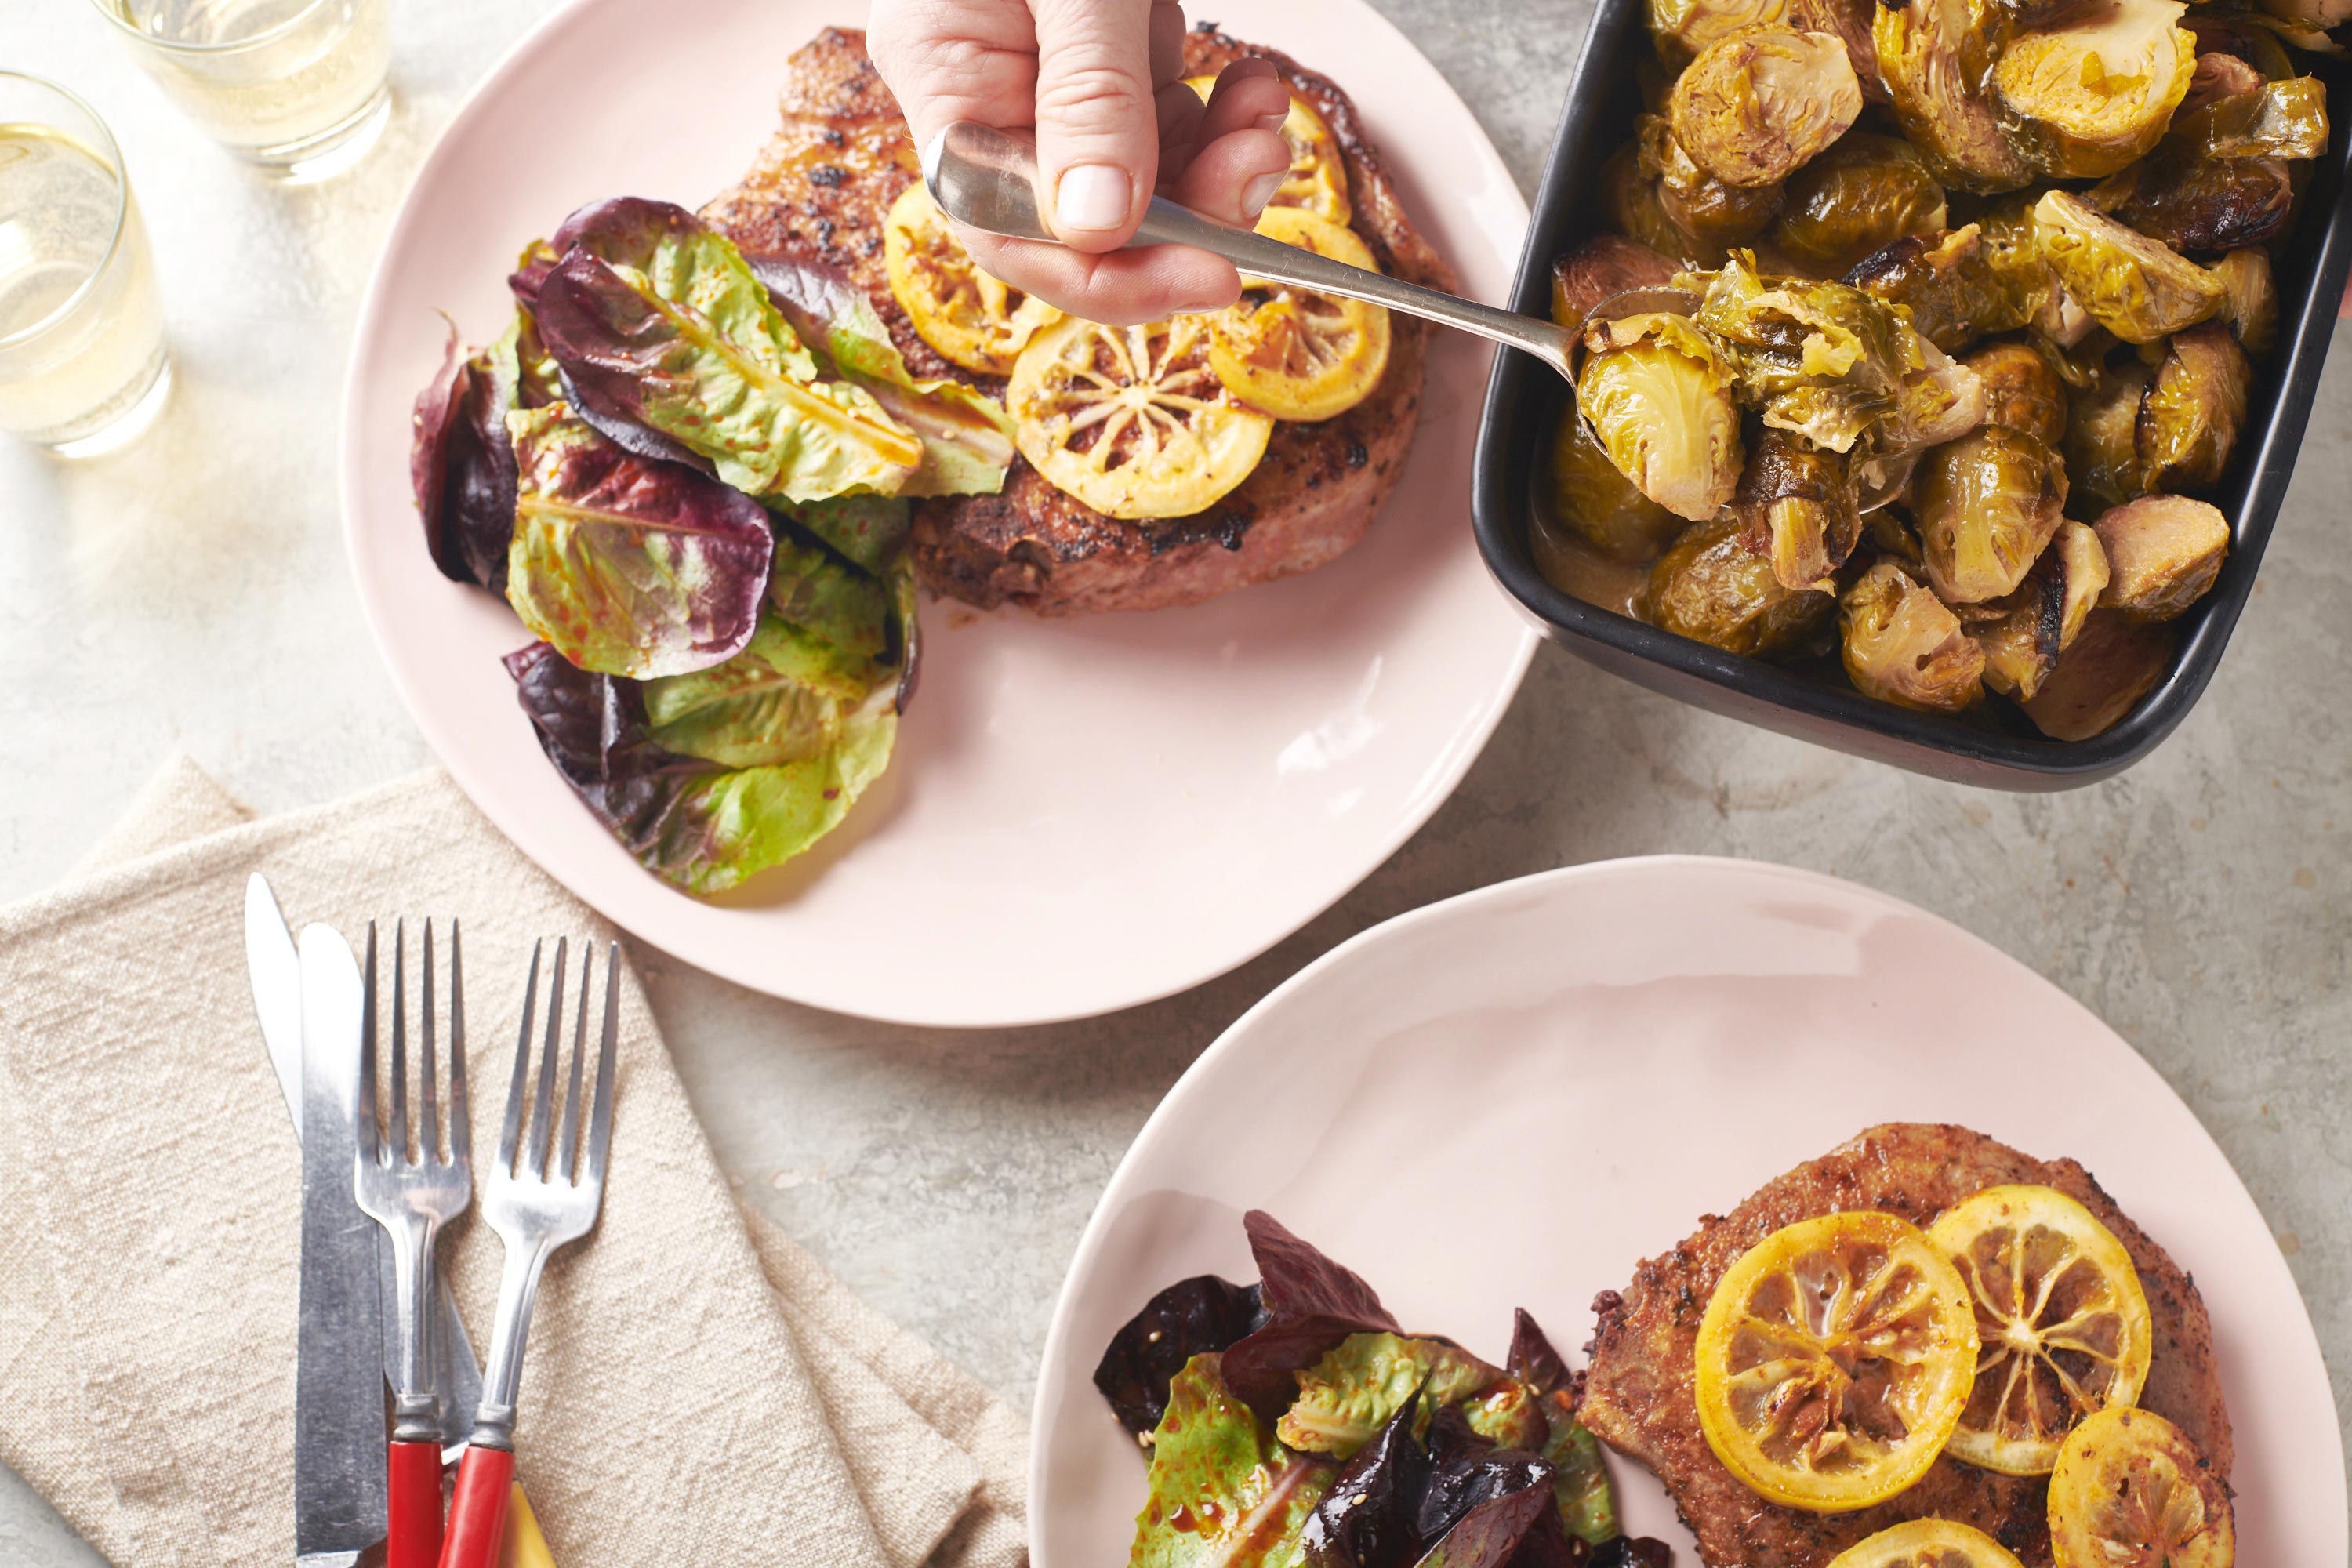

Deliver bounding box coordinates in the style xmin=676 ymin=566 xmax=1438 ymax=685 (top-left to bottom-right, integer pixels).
xmin=1055 ymin=164 xmax=1132 ymax=232
xmin=1255 ymin=108 xmax=1290 ymax=133
xmin=1241 ymin=171 xmax=1285 ymax=217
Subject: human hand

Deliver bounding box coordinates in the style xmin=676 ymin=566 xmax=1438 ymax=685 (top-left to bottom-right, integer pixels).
xmin=869 ymin=0 xmax=1295 ymax=325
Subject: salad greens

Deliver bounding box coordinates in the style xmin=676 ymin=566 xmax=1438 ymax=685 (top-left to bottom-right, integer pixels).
xmin=412 ymin=192 xmax=1013 ymax=894
xmin=1096 ymin=1211 xmax=1655 ymax=1568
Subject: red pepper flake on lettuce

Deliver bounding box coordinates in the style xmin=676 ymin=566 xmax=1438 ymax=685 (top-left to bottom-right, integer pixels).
xmin=532 ymin=198 xmax=925 ymax=503
xmin=503 ymin=403 xmax=775 ymax=680
xmin=1131 ymin=1354 xmax=1333 ymax=1568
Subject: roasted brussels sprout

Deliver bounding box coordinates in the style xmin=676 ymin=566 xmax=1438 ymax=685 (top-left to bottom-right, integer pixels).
xmin=2166 ymin=74 xmax=2330 ymax=158
xmin=1642 ymin=515 xmax=1837 ymax=653
xmin=2179 ymin=51 xmax=2271 ymax=116
xmin=2184 ymin=13 xmax=2299 ymax=83
xmin=1552 ymin=235 xmax=1683 ymax=330
xmin=1577 ymin=310 xmax=1747 ymax=520
xmin=1603 ymin=144 xmax=1727 ymax=269
xmin=2253 ymin=0 xmax=2352 ymax=37
xmin=1875 ymin=0 xmax=2037 ymax=193
xmin=2089 ymin=151 xmax=2296 ymax=255
xmin=1973 ymin=192 xmax=2085 ymax=340
xmin=1846 ymin=224 xmax=2031 ymax=353
xmin=1639 ymin=115 xmax=1786 ymax=246
xmin=1963 ymin=339 xmax=2069 ymax=447
xmin=2063 ymin=357 xmax=2156 ymax=511
xmin=2094 ymin=493 xmax=2230 ymax=619
xmin=1912 ymin=424 xmax=2069 ymax=602
xmin=1548 ymin=407 xmax=1690 ymax=563
xmin=1772 ymin=132 xmax=1948 ymax=271
xmin=2033 ymin=191 xmax=2225 ymax=343
xmin=1967 ymin=518 xmax=2110 ymax=698
xmin=2209 ymin=247 xmax=2278 ymax=354
xmin=1734 ymin=426 xmax=1864 ymax=587
xmin=1993 ymin=0 xmax=2198 ymax=178
xmin=1795 ymin=0 xmax=1891 ymax=101
xmin=1695 ymin=253 xmax=1918 ymax=451
xmin=1670 ymin=28 xmax=1864 ymax=188
xmin=1650 ymin=0 xmax=1792 ymax=68
xmin=2136 ymin=322 xmax=2251 ymax=492
xmin=1840 ymin=559 xmax=1987 ymax=709
xmin=2021 ymin=610 xmax=2176 ymax=738
xmin=1886 ymin=334 xmax=1991 ymax=450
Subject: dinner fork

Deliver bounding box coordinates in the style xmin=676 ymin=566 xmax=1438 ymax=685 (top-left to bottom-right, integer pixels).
xmin=438 ymin=936 xmax=620 ymax=1568
xmin=354 ymin=920 xmax=473 ymax=1568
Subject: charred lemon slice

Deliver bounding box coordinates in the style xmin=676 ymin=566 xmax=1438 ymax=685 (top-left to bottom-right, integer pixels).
xmin=1694 ymin=1211 xmax=1980 ymax=1512
xmin=1007 ymin=315 xmax=1272 ymax=519
xmin=883 ymin=182 xmax=1062 ymax=376
xmin=2048 ymin=1406 xmax=2234 ymax=1568
xmin=1929 ymin=1185 xmax=2153 ymax=1477
xmin=1184 ymin=73 xmax=1352 ymax=223
xmin=1207 ymin=207 xmax=1391 ymax=422
xmin=1826 ymin=1518 xmax=2029 ymax=1568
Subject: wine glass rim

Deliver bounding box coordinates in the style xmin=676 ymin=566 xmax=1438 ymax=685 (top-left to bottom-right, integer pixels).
xmin=0 ymin=71 xmax=132 ymax=355
xmin=85 ymin=0 xmax=343 ymax=56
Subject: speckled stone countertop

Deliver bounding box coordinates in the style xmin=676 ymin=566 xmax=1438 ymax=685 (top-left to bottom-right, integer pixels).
xmin=2 ymin=0 xmax=2345 ymax=1558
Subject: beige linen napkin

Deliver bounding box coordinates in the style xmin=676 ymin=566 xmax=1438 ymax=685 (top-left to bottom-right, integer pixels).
xmin=0 ymin=756 xmax=1027 ymax=1568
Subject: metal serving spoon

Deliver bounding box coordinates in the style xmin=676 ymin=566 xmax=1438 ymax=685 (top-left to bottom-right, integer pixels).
xmin=921 ymin=121 xmax=1577 ymax=382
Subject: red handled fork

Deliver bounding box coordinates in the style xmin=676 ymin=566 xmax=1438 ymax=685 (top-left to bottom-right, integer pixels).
xmin=438 ymin=936 xmax=620 ymax=1568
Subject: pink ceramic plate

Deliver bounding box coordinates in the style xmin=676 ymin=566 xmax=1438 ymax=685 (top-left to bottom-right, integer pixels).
xmin=339 ymin=0 xmax=1534 ymax=1027
xmin=1033 ymin=857 xmax=2343 ymax=1566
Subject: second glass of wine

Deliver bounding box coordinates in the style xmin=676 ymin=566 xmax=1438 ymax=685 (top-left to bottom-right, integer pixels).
xmin=89 ymin=0 xmax=393 ymax=181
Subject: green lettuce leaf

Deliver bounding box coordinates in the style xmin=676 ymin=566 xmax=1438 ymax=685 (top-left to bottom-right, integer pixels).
xmin=1461 ymin=1380 xmax=1548 ymax=1452
xmin=768 ymin=535 xmax=891 ymax=660
xmin=1276 ymin=1334 xmax=1501 ymax=1459
xmin=1537 ymin=1389 xmax=1617 ymax=1544
xmin=532 ymin=198 xmax=923 ymax=503
xmin=503 ymin=403 xmax=774 ymax=680
xmin=781 ymin=495 xmax=913 ymax=577
xmin=1132 ymin=1353 xmax=1330 ymax=1568
xmin=641 ymin=613 xmax=877 ymax=768
xmin=753 ymin=250 xmax=1017 ymax=496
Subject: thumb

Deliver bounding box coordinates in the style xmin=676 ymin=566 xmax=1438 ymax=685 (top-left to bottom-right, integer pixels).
xmin=1031 ymin=0 xmax=1164 ymax=250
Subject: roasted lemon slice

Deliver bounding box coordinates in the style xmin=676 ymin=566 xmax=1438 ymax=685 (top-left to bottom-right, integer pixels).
xmin=883 ymin=182 xmax=1062 ymax=376
xmin=1206 ymin=207 xmax=1391 ymax=422
xmin=2048 ymin=1406 xmax=2234 ymax=1568
xmin=1929 ymin=1185 xmax=2153 ymax=1476
xmin=1826 ymin=1518 xmax=2029 ymax=1568
xmin=1694 ymin=1211 xmax=1980 ymax=1512
xmin=1007 ymin=315 xmax=1272 ymax=519
xmin=1183 ymin=73 xmax=1352 ymax=224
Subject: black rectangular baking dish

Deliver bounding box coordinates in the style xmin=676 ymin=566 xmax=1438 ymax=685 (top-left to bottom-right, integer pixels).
xmin=1470 ymin=0 xmax=2352 ymax=789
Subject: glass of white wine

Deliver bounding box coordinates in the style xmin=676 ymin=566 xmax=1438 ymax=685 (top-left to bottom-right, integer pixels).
xmin=0 ymin=74 xmax=171 ymax=457
xmin=89 ymin=0 xmax=393 ymax=181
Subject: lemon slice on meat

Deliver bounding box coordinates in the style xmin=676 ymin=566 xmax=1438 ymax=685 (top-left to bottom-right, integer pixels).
xmin=1207 ymin=207 xmax=1391 ymax=422
xmin=1007 ymin=315 xmax=1273 ymax=520
xmin=1184 ymin=73 xmax=1352 ymax=224
xmin=2048 ymin=1406 xmax=2234 ymax=1568
xmin=1694 ymin=1211 xmax=1980 ymax=1512
xmin=883 ymin=182 xmax=1062 ymax=376
xmin=1929 ymin=1185 xmax=2153 ymax=1477
xmin=1827 ymin=1518 xmax=2030 ymax=1568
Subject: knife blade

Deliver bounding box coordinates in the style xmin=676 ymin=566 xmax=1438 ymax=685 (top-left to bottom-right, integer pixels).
xmin=294 ymin=922 xmax=389 ymax=1568
xmin=246 ymin=875 xmax=485 ymax=1462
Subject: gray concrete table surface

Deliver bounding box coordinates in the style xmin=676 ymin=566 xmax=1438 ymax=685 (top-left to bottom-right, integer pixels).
xmin=2 ymin=0 xmax=2346 ymax=1559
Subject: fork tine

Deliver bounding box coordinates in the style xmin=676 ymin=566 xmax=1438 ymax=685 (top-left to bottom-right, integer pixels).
xmin=447 ymin=920 xmax=469 ymax=1169
xmin=557 ymin=942 xmax=590 ymax=1184
xmin=584 ymin=941 xmax=620 ymax=1189
xmin=527 ymin=937 xmax=566 ymax=1181
xmin=390 ymin=919 xmax=410 ymax=1164
xmin=499 ymin=940 xmax=541 ymax=1174
xmin=419 ymin=920 xmax=440 ymax=1163
xmin=358 ymin=921 xmax=380 ymax=1164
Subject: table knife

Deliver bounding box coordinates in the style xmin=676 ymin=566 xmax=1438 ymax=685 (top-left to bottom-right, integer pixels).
xmin=294 ymin=921 xmax=389 ymax=1568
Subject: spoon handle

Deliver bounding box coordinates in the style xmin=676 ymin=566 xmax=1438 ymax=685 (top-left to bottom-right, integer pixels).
xmin=921 ymin=121 xmax=1576 ymax=381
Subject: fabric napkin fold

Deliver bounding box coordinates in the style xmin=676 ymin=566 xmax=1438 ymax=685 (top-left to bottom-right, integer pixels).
xmin=0 ymin=756 xmax=1026 ymax=1568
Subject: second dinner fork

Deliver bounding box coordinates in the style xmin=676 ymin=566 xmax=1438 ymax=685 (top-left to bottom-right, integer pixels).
xmin=439 ymin=936 xmax=620 ymax=1568
xmin=354 ymin=920 xmax=473 ymax=1568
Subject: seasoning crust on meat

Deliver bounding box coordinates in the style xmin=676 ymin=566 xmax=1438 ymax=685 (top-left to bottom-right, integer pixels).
xmin=701 ymin=27 xmax=1451 ymax=616
xmin=1578 ymin=1122 xmax=2230 ymax=1568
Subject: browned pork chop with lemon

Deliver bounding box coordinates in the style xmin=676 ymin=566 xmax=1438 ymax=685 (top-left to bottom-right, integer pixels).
xmin=701 ymin=27 xmax=1452 ymax=616
xmin=1580 ymin=1123 xmax=2230 ymax=1568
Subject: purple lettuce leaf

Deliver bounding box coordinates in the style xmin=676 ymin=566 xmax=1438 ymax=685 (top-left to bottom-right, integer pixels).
xmin=1505 ymin=1312 xmax=1572 ymax=1399
xmin=1301 ymin=1388 xmax=1432 ymax=1568
xmin=509 ymin=237 xmax=561 ymax=313
xmin=1221 ymin=1211 xmax=1405 ymax=1420
xmin=503 ymin=403 xmax=772 ymax=680
xmin=1095 ymin=1276 xmax=1269 ymax=1439
xmin=411 ymin=318 xmax=520 ymax=591
xmin=1413 ymin=1415 xmax=1557 ymax=1568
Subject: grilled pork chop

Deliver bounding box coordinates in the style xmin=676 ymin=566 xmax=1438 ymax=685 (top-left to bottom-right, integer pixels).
xmin=701 ymin=27 xmax=1452 ymax=615
xmin=1579 ymin=1123 xmax=2231 ymax=1568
